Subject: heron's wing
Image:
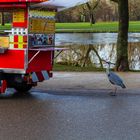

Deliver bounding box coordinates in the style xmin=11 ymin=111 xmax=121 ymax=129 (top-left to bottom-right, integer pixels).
xmin=108 ymin=71 xmax=125 ymax=87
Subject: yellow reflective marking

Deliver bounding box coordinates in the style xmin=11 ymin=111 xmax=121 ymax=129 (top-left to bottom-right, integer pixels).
xmin=18 ymin=36 xmax=23 ymax=43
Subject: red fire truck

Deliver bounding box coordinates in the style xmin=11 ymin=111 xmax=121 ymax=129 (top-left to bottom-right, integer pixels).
xmin=0 ymin=0 xmax=60 ymax=94
xmin=0 ymin=0 xmax=88 ymax=94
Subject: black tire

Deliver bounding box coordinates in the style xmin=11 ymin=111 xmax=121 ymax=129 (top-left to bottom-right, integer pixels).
xmin=14 ymin=82 xmax=32 ymax=93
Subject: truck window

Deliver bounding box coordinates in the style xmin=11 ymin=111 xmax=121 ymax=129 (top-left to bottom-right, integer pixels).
xmin=28 ymin=9 xmax=55 ymax=48
xmin=0 ymin=12 xmax=12 ymax=48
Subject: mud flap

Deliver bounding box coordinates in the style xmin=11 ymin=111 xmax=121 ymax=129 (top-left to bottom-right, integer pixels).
xmin=31 ymin=72 xmax=39 ymax=82
xmin=31 ymin=71 xmax=50 ymax=82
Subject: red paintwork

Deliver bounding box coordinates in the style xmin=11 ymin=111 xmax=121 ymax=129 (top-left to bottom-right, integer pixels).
xmin=14 ymin=36 xmax=18 ymax=42
xmin=13 ymin=22 xmax=27 ymax=28
xmin=0 ymin=0 xmax=46 ymax=3
xmin=27 ymin=50 xmax=53 ymax=73
xmin=0 ymin=4 xmax=27 ymax=8
xmin=0 ymin=50 xmax=25 ymax=69
xmin=36 ymin=72 xmax=45 ymax=82
xmin=13 ymin=9 xmax=28 ymax=28
xmin=0 ymin=80 xmax=7 ymax=94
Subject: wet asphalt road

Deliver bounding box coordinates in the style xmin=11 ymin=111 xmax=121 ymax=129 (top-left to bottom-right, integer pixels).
xmin=1 ymin=72 xmax=140 ymax=140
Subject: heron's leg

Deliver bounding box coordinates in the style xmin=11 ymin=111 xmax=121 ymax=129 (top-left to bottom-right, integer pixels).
xmin=110 ymin=86 xmax=117 ymax=96
xmin=114 ymin=86 xmax=117 ymax=95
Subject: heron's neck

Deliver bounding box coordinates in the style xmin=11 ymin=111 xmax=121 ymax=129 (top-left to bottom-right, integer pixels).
xmin=106 ymin=64 xmax=110 ymax=75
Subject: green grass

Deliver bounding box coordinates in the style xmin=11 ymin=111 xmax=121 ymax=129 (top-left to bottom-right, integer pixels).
xmin=53 ymin=63 xmax=140 ymax=72
xmin=129 ymin=21 xmax=140 ymax=32
xmin=56 ymin=21 xmax=140 ymax=33
xmin=0 ymin=24 xmax=11 ymax=33
xmin=0 ymin=21 xmax=140 ymax=33
xmin=53 ymin=63 xmax=105 ymax=72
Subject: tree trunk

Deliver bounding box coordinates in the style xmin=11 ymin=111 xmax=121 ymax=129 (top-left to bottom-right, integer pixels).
xmin=116 ymin=0 xmax=129 ymax=71
xmin=89 ymin=13 xmax=95 ymax=26
xmin=1 ymin=12 xmax=4 ymax=26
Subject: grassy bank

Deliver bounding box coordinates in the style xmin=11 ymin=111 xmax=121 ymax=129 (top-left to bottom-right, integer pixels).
xmin=53 ymin=63 xmax=140 ymax=72
xmin=0 ymin=24 xmax=11 ymax=33
xmin=0 ymin=21 xmax=140 ymax=33
xmin=56 ymin=21 xmax=140 ymax=33
xmin=53 ymin=63 xmax=105 ymax=72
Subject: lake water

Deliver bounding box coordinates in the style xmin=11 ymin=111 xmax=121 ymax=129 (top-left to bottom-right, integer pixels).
xmin=55 ymin=33 xmax=140 ymax=70
xmin=56 ymin=33 xmax=140 ymax=45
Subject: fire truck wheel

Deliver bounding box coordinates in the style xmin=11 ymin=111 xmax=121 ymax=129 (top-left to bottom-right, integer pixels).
xmin=14 ymin=82 xmax=32 ymax=93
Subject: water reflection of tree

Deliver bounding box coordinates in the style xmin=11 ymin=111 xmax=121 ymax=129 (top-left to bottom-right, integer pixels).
xmin=82 ymin=44 xmax=103 ymax=68
xmin=56 ymin=43 xmax=140 ymax=70
xmin=56 ymin=44 xmax=105 ymax=68
xmin=129 ymin=42 xmax=140 ymax=70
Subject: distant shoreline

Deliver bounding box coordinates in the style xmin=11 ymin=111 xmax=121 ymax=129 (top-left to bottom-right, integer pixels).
xmin=0 ymin=22 xmax=140 ymax=33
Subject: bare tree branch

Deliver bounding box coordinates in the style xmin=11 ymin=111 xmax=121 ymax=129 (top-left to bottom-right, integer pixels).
xmin=86 ymin=0 xmax=101 ymax=10
xmin=110 ymin=0 xmax=118 ymax=3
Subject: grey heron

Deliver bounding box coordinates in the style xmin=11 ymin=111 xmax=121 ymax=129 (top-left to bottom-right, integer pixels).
xmin=102 ymin=60 xmax=126 ymax=96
